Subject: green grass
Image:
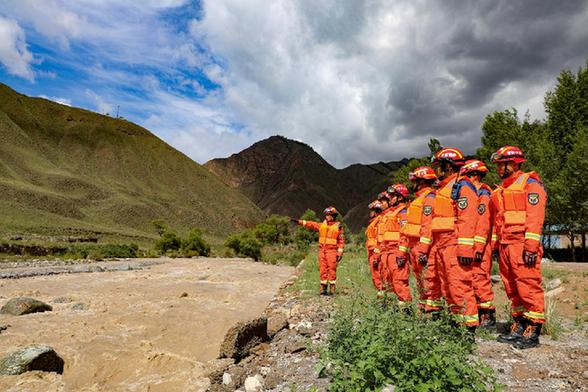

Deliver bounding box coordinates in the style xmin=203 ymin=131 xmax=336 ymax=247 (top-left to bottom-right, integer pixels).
xmin=0 ymin=83 xmax=263 ymax=242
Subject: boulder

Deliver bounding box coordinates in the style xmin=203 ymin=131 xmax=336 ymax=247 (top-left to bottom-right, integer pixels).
xmin=267 ymin=313 xmax=289 ymax=338
xmin=244 ymin=374 xmax=264 ymax=392
xmin=219 ymin=317 xmax=268 ymax=361
xmin=545 ymin=278 xmax=562 ymax=291
xmin=0 ymin=346 xmax=64 ymax=375
xmin=0 ymin=297 xmax=52 ymax=316
xmin=490 ymin=275 xmax=501 ymax=284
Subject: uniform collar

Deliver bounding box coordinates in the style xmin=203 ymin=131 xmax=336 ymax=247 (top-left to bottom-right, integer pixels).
xmin=416 ymin=186 xmax=433 ymax=197
xmin=502 ymin=170 xmax=524 ymax=188
xmin=438 ymin=173 xmax=457 ymax=188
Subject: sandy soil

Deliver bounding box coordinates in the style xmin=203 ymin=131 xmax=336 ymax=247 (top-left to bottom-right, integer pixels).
xmin=0 ymin=258 xmax=294 ymax=392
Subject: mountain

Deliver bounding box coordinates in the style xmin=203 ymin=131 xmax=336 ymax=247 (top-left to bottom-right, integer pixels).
xmin=205 ymin=136 xmax=408 ymax=231
xmin=0 ymin=83 xmax=263 ymax=242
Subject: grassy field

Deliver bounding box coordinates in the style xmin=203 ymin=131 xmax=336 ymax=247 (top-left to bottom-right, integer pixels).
xmin=0 ymin=83 xmax=263 ymax=244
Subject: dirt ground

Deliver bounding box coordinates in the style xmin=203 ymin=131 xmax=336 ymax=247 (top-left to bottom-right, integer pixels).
xmin=0 ymin=258 xmax=294 ymax=392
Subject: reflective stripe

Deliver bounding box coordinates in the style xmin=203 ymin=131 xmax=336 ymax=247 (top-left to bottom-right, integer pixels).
xmin=399 ymin=245 xmax=409 ymax=253
xmin=337 ymin=248 xmax=344 ymax=253
xmin=320 ymin=280 xmax=328 ymax=284
xmin=329 ymin=280 xmax=336 ymax=284
xmin=524 ymin=232 xmax=541 ymax=241
xmin=491 ymin=234 xmax=498 ymax=241
xmin=525 ymin=311 xmax=545 ymax=320
xmin=512 ymin=305 xmax=526 ymax=312
xmin=474 ymin=236 xmax=487 ymax=244
xmin=478 ymin=301 xmax=494 ymax=309
xmin=419 ymin=236 xmax=432 ymax=245
xmin=301 ymin=220 xmax=307 ymax=225
xmin=457 ymin=237 xmax=475 ymax=245
xmin=464 ymin=314 xmax=479 ymax=326
xmin=421 ymin=299 xmax=442 ymax=307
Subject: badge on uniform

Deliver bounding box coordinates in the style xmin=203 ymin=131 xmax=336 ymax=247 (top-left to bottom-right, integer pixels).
xmin=457 ymin=197 xmax=468 ymax=210
xmin=423 ymin=206 xmax=433 ymax=216
xmin=478 ymin=203 xmax=486 ymax=215
xmin=528 ymin=193 xmax=539 ymax=205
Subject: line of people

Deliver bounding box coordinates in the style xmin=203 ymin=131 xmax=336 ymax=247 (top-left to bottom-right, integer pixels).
xmin=365 ymin=145 xmax=547 ymax=349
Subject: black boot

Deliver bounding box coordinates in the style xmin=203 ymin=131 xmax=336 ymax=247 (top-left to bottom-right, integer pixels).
xmin=320 ymin=284 xmax=328 ymax=296
xmin=479 ymin=309 xmax=496 ymax=329
xmin=497 ymin=317 xmax=525 ymax=344
xmin=513 ymin=322 xmax=542 ymax=349
xmin=329 ymin=283 xmax=336 ymax=296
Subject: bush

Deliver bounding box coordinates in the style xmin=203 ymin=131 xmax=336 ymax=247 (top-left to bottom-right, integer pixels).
xmin=254 ymin=215 xmax=292 ymax=245
xmin=225 ymin=230 xmax=263 ymax=260
xmin=321 ymin=295 xmax=500 ymax=391
xmin=155 ymin=231 xmax=182 ymax=253
xmin=63 ymin=243 xmax=139 ymax=259
xmin=262 ymin=244 xmax=308 ymax=266
xmin=181 ymin=228 xmax=211 ymax=257
xmin=295 ymin=209 xmax=319 ymax=246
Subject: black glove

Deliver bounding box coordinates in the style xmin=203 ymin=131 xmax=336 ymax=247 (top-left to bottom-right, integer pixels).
xmin=396 ymin=256 xmax=407 ymax=267
xmin=474 ymin=252 xmax=483 ymax=263
xmin=289 ymin=217 xmax=299 ymax=224
xmin=491 ymin=249 xmax=499 ymax=263
xmin=418 ymin=253 xmax=428 ymax=266
xmin=336 ymin=254 xmax=343 ymax=263
xmin=458 ymin=256 xmax=473 ymax=266
xmin=523 ymin=250 xmax=538 ymax=266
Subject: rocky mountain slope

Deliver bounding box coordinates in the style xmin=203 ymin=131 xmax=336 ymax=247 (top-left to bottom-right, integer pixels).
xmin=205 ymin=136 xmax=407 ymax=231
xmin=0 ymin=83 xmax=263 ymax=241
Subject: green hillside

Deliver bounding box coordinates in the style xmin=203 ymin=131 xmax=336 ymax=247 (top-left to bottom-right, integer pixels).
xmin=0 ymin=83 xmax=263 ymax=243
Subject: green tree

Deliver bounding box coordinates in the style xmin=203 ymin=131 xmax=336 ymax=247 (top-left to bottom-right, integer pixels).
xmin=253 ymin=214 xmax=291 ymax=245
xmin=181 ymin=228 xmax=211 ymax=257
xmin=295 ymin=209 xmax=319 ymax=245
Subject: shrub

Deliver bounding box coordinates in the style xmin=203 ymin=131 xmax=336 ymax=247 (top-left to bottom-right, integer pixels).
xmin=225 ymin=230 xmax=263 ymax=260
xmin=321 ymin=295 xmax=500 ymax=391
xmin=181 ymin=228 xmax=211 ymax=257
xmin=254 ymin=214 xmax=292 ymax=245
xmin=295 ymin=209 xmax=319 ymax=246
xmin=155 ymin=231 xmax=182 ymax=253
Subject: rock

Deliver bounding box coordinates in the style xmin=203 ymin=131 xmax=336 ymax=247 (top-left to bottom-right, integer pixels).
xmin=545 ymin=287 xmax=565 ymax=298
xmin=71 ymin=303 xmax=87 ymax=311
xmin=205 ymin=358 xmax=234 ymax=384
xmin=0 ymin=346 xmax=64 ymax=375
xmin=52 ymin=296 xmax=72 ymax=304
xmin=285 ymin=339 xmax=306 ymax=354
xmin=222 ymin=372 xmax=232 ymax=385
xmin=219 ymin=317 xmax=268 ymax=361
xmin=490 ymin=275 xmax=501 ymax=283
xmin=583 ymin=370 xmax=588 ymax=379
xmin=180 ymin=292 xmax=188 ymax=298
xmin=545 ymin=278 xmax=562 ymax=291
xmin=244 ymin=374 xmax=264 ymax=392
xmin=382 ymin=385 xmax=396 ymax=392
xmin=0 ymin=324 xmax=9 ymax=333
xmin=267 ymin=313 xmax=289 ymax=338
xmin=0 ymin=297 xmax=52 ymax=316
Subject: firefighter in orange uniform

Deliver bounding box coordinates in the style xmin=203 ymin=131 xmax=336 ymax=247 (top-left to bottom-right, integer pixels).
xmin=295 ymin=207 xmax=345 ymax=296
xmin=376 ymin=184 xmax=411 ymax=304
xmin=426 ymin=147 xmax=479 ymax=329
xmin=374 ymin=191 xmax=393 ymax=285
xmin=491 ymin=146 xmax=547 ymax=349
xmin=459 ymin=160 xmax=496 ymax=328
xmin=400 ymin=166 xmax=437 ymax=302
xmin=366 ymin=201 xmax=385 ymax=296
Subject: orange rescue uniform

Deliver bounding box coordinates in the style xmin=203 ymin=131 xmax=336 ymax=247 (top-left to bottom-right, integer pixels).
xmin=472 ymin=182 xmax=495 ymax=312
xmin=424 ymin=174 xmax=479 ymax=326
xmin=400 ymin=187 xmax=435 ymax=298
xmin=300 ymin=219 xmax=345 ymax=285
xmin=492 ymin=171 xmax=547 ymax=323
xmin=376 ymin=204 xmax=411 ymax=303
xmin=365 ymin=213 xmax=385 ymax=292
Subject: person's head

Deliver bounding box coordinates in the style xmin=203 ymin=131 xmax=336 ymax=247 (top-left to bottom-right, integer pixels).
xmin=323 ymin=206 xmax=339 ymax=221
xmin=377 ymin=191 xmax=391 ymax=210
xmin=431 ymin=147 xmax=465 ymax=180
xmin=491 ymin=146 xmax=525 ymax=179
xmin=409 ymin=166 xmax=437 ymax=191
xmin=387 ymin=184 xmax=409 ymax=205
xmin=459 ymin=160 xmax=488 ymax=183
xmin=368 ymin=200 xmax=383 ymax=218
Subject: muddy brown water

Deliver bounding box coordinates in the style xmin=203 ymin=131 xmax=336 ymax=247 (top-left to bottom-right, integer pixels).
xmin=0 ymin=258 xmax=294 ymax=391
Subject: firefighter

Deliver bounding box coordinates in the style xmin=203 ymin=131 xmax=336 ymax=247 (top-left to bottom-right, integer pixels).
xmin=374 ymin=191 xmax=393 ymax=286
xmin=427 ymin=147 xmax=479 ymax=329
xmin=294 ymin=207 xmax=345 ymax=295
xmin=400 ymin=166 xmax=437 ymax=302
xmin=491 ymin=146 xmax=547 ymax=349
xmin=459 ymin=160 xmax=496 ymax=328
xmin=366 ymin=201 xmax=385 ymax=296
xmin=376 ymin=184 xmax=411 ymax=304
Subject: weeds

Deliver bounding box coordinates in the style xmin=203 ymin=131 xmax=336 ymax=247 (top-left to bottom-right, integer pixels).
xmin=543 ymin=298 xmax=563 ymax=339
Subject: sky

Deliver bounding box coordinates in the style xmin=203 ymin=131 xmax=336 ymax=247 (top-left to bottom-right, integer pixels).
xmin=1 ymin=0 xmax=587 ymax=168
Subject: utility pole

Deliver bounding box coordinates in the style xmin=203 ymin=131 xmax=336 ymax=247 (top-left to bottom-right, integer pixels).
xmin=116 ymin=105 xmax=120 ymax=118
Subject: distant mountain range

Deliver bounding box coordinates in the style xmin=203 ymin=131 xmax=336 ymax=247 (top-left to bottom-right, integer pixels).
xmin=0 ymin=83 xmax=263 ymax=242
xmin=205 ymin=135 xmax=408 ymax=231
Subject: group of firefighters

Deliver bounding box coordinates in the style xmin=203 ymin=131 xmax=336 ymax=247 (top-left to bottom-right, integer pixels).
xmin=294 ymin=145 xmax=547 ymax=350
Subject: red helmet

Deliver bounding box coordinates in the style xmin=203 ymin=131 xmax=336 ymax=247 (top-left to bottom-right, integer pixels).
xmin=459 ymin=159 xmax=489 ymax=176
xmin=368 ymin=201 xmax=383 ymax=211
xmin=323 ymin=206 xmax=339 ymax=216
xmin=431 ymin=147 xmax=465 ymax=166
xmin=377 ymin=191 xmax=392 ymax=201
xmin=409 ymin=166 xmax=437 ymax=181
xmin=491 ymin=146 xmax=525 ymax=163
xmin=387 ymin=183 xmax=410 ymax=198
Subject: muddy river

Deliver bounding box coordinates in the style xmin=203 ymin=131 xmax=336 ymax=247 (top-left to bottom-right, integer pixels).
xmin=0 ymin=258 xmax=294 ymax=391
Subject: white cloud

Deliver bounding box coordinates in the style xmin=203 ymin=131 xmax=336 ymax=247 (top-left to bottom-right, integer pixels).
xmin=38 ymin=94 xmax=72 ymax=106
xmin=85 ymin=89 xmax=114 ymax=115
xmin=0 ymin=16 xmax=34 ymax=80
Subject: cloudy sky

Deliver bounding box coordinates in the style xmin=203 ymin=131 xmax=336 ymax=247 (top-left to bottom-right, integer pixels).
xmin=1 ymin=1 xmax=587 ymax=168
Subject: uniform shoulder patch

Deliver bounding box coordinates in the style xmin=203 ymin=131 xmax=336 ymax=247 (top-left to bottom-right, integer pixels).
xmin=457 ymin=197 xmax=468 ymax=210
xmin=528 ymin=193 xmax=540 ymax=205
xmin=423 ymin=205 xmax=433 ymax=216
xmin=477 ymin=203 xmax=486 ymax=215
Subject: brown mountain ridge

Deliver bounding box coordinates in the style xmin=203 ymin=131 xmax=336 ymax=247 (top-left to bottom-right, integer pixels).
xmin=205 ymin=135 xmax=408 ymax=231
